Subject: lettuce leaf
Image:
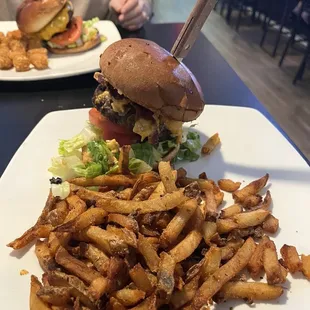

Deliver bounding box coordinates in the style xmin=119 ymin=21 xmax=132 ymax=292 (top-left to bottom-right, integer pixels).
xmin=129 ymin=158 xmax=152 ymax=174
xmin=175 ymin=131 xmax=201 ymax=162
xmin=48 ymin=155 xmax=83 ymax=180
xmin=157 ymin=139 xmax=178 ymax=157
xmin=130 ymin=142 xmax=161 ymax=167
xmin=58 ymin=122 xmax=101 ymax=156
xmin=74 ymin=162 xmax=102 ymax=178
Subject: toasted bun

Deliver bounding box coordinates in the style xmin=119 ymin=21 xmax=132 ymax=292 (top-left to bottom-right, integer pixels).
xmin=99 ymin=38 xmax=205 ymax=122
xmin=16 ymin=0 xmax=67 ymax=33
xmin=47 ymin=36 xmax=101 ymax=54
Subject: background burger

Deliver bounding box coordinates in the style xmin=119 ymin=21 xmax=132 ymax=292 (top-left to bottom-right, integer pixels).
xmin=16 ymin=0 xmax=102 ymax=54
xmin=90 ymin=38 xmax=205 ymax=164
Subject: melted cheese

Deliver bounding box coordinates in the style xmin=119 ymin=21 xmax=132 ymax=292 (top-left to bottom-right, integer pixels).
xmin=94 ymin=91 xmax=110 ymax=106
xmin=163 ymin=118 xmax=183 ymax=143
xmin=38 ymin=6 xmax=69 ymax=41
xmin=133 ymin=118 xmax=156 ymax=141
xmin=111 ymin=98 xmax=129 ymax=114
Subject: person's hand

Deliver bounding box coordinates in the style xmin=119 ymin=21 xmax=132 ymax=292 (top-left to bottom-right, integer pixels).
xmin=110 ymin=0 xmax=151 ymax=31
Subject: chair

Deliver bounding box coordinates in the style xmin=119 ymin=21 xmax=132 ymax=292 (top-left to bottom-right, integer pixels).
xmin=260 ymin=0 xmax=298 ymax=57
xmin=279 ymin=2 xmax=310 ymax=84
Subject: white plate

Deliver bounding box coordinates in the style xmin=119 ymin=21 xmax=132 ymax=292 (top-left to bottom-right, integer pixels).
xmin=0 ymin=106 xmax=310 ymax=309
xmin=0 ymin=21 xmax=121 ymax=81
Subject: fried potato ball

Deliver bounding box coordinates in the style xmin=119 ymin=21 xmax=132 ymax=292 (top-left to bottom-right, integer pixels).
xmin=12 ymin=54 xmax=30 ymax=72
xmin=7 ymin=30 xmax=22 ymax=41
xmin=0 ymin=55 xmax=13 ymax=70
xmin=28 ymin=53 xmax=48 ymax=70
xmin=8 ymin=49 xmax=26 ymax=60
xmin=27 ymin=48 xmax=48 ymax=57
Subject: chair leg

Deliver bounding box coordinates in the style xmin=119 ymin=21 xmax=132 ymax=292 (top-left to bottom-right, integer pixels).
xmin=279 ymin=31 xmax=295 ymax=67
xmin=260 ymin=16 xmax=269 ymax=47
xmin=226 ymin=0 xmax=233 ymax=24
xmin=272 ymin=25 xmax=284 ymax=57
xmin=236 ymin=3 xmax=244 ymax=31
xmin=293 ymin=42 xmax=310 ymax=84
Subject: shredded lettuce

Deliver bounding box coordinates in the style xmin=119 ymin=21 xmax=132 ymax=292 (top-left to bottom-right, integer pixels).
xmin=74 ymin=162 xmax=102 ymax=178
xmin=157 ymin=139 xmax=178 ymax=157
xmin=83 ymin=17 xmax=99 ymax=28
xmin=48 ymin=155 xmax=83 ymax=180
xmin=51 ymin=181 xmax=70 ymax=200
xmin=130 ymin=142 xmax=161 ymax=167
xmin=175 ymin=131 xmax=201 ymax=162
xmin=58 ymin=122 xmax=101 ymax=156
xmin=129 ymin=158 xmax=152 ymax=174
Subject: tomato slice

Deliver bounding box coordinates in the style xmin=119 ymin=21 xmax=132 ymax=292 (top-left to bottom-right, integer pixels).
xmin=49 ymin=16 xmax=83 ymax=47
xmin=89 ymin=108 xmax=139 ymax=146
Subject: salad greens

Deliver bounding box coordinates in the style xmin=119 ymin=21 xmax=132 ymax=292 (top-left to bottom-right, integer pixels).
xmin=49 ymin=122 xmax=201 ymax=181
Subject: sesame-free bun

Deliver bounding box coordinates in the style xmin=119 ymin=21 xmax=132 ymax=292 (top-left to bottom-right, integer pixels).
xmin=16 ymin=0 xmax=67 ymax=33
xmin=47 ymin=35 xmax=101 ymax=54
xmin=99 ymin=38 xmax=205 ymax=122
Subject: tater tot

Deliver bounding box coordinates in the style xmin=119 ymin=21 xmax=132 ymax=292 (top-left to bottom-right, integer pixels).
xmin=0 ymin=40 xmax=9 ymax=48
xmin=9 ymin=40 xmax=26 ymax=52
xmin=0 ymin=55 xmax=13 ymax=70
xmin=29 ymin=53 xmax=48 ymax=70
xmin=27 ymin=48 xmax=48 ymax=56
xmin=12 ymin=54 xmax=30 ymax=72
xmin=0 ymin=47 xmax=10 ymax=56
xmin=8 ymin=49 xmax=26 ymax=60
xmin=0 ymin=32 xmax=5 ymax=43
xmin=7 ymin=30 xmax=22 ymax=41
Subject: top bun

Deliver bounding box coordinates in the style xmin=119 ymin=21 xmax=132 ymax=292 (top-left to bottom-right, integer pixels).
xmin=16 ymin=0 xmax=66 ymax=33
xmin=99 ymin=38 xmax=205 ymax=122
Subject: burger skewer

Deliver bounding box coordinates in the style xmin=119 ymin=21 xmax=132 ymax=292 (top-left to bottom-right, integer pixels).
xmin=171 ymin=0 xmax=218 ymax=62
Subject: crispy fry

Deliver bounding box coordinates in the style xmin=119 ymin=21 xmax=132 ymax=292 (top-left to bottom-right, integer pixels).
xmin=263 ymin=240 xmax=286 ymax=284
xmin=106 ymin=225 xmax=138 ymax=248
xmin=216 ymin=218 xmax=239 ymax=234
xmin=112 ymin=288 xmax=145 ymax=307
xmin=158 ymin=161 xmax=177 ymax=193
xmin=35 ymin=240 xmax=56 ymax=272
xmin=204 ymin=189 xmax=218 ymax=219
xmin=55 ymin=208 xmax=107 ymax=232
xmin=7 ymin=224 xmax=52 ymax=250
xmin=234 ymin=209 xmax=270 ymax=229
xmin=70 ymin=174 xmax=136 ymax=188
xmin=248 ymin=235 xmax=270 ymax=278
xmin=177 ymin=167 xmax=187 ymax=179
xmin=47 ymin=271 xmax=96 ymax=309
xmin=107 ymin=257 xmax=129 ymax=292
xmin=79 ymin=242 xmax=109 ymax=275
xmin=108 ymin=213 xmax=139 ymax=233
xmin=201 ymin=246 xmax=221 ymax=281
xmin=233 ymin=174 xmax=269 ymax=203
xmin=157 ymin=252 xmax=176 ymax=301
xmin=178 ymin=178 xmax=214 ymax=191
xmin=129 ymin=263 xmax=154 ymax=295
xmin=30 ymin=275 xmax=51 ymax=310
xmin=83 ymin=226 xmax=129 ymax=256
xmin=48 ymin=231 xmax=71 ymax=257
xmin=201 ymin=133 xmax=221 ymax=155
xmin=280 ymin=244 xmax=302 ymax=273
xmin=133 ymin=184 xmax=157 ymax=201
xmin=46 ymin=201 xmax=68 ymax=226
xmin=37 ymin=286 xmax=71 ymax=306
xmin=117 ymin=187 xmax=133 ymax=200
xmin=301 ymin=254 xmax=310 ymax=279
xmin=148 ymin=181 xmax=166 ymax=200
xmin=215 ymin=191 xmax=224 ymax=207
xmin=216 ymin=281 xmax=283 ymax=301
xmin=263 ymin=214 xmax=279 ymax=234
xmin=97 ymin=189 xmax=188 ymax=214
xmin=191 ymin=237 xmax=256 ymax=310
xmin=243 ymin=194 xmax=262 ymax=209
xmin=202 ymin=221 xmax=217 ymax=244
xmin=130 ymin=172 xmax=161 ymax=199
xmin=258 ymin=190 xmax=272 ymax=210
xmin=220 ymin=204 xmax=242 ymax=219
xmin=107 ymin=297 xmax=127 ymax=310
xmin=160 ymin=199 xmax=197 ymax=248
xmin=170 ymin=275 xmax=199 ymax=309
xmin=221 ymin=238 xmax=244 ymax=261
xmin=76 ymin=187 xmax=116 ymax=202
xmin=118 ymin=145 xmax=131 ymax=174
xmin=64 ymin=195 xmax=87 ymax=223
xmin=55 ymin=247 xmax=108 ymax=299
xmin=218 ymin=179 xmax=241 ymax=192
xmin=137 ymin=233 xmax=160 ymax=272
xmin=129 ymin=294 xmax=157 ymax=310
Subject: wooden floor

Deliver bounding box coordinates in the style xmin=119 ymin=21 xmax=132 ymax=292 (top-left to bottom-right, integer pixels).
xmin=153 ymin=1 xmax=310 ymax=161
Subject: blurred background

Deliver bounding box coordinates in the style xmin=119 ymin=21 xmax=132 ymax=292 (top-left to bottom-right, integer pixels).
xmin=152 ymin=0 xmax=310 ymax=161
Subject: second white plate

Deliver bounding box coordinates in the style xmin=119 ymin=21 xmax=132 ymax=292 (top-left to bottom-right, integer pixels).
xmin=0 ymin=21 xmax=121 ymax=81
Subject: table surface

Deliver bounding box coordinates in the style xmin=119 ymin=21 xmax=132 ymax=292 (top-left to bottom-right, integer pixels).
xmin=0 ymin=23 xmax=308 ymax=175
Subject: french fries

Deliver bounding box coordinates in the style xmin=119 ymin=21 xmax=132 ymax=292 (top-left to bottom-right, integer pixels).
xmin=233 ymin=174 xmax=269 ymax=203
xmin=201 ymin=133 xmax=221 ymax=155
xmin=280 ymin=244 xmax=302 ymax=273
xmin=216 ymin=281 xmax=283 ymax=301
xmin=8 ymin=161 xmax=310 ymax=309
xmin=218 ymin=179 xmax=241 ymax=192
xmin=191 ymin=237 xmax=256 ymax=309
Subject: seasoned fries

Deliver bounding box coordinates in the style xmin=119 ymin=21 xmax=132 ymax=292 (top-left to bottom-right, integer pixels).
xmin=7 ymin=161 xmax=310 ymax=309
xmin=201 ymin=133 xmax=221 ymax=155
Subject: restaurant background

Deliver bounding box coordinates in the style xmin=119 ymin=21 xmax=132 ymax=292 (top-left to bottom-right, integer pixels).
xmin=153 ymin=0 xmax=310 ymax=161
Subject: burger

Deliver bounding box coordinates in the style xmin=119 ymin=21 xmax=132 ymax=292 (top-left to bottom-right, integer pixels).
xmin=90 ymin=38 xmax=205 ymax=165
xmin=16 ymin=0 xmax=101 ymax=54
